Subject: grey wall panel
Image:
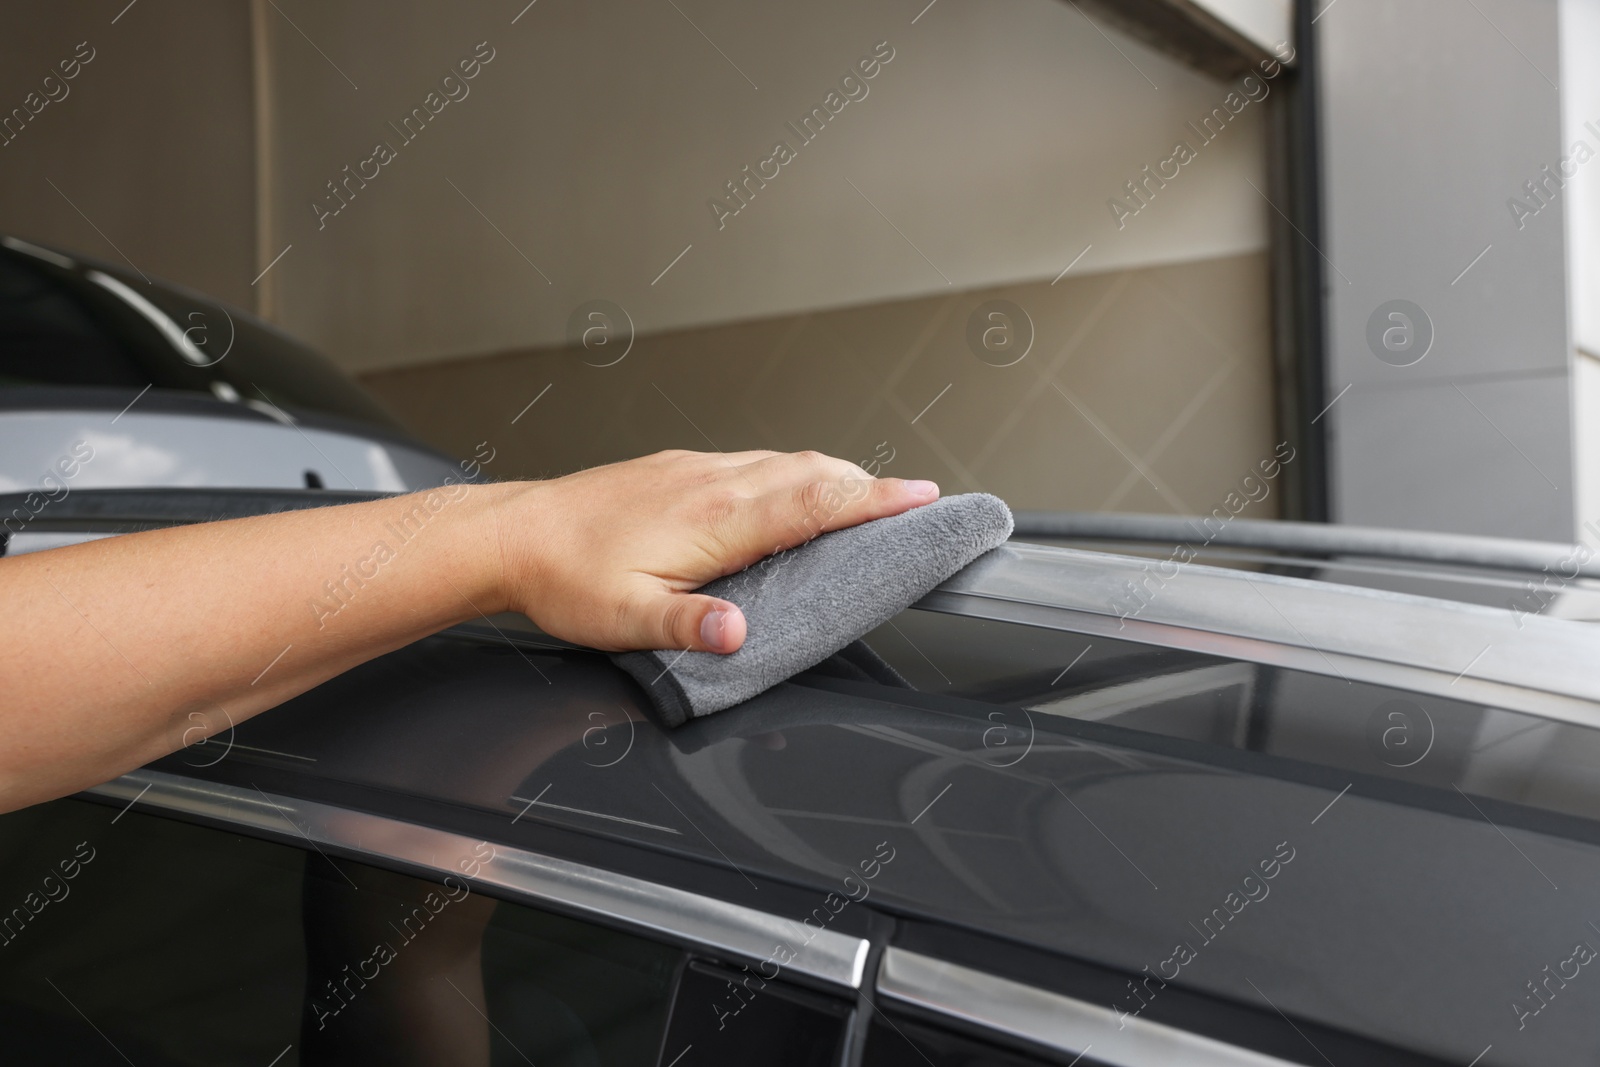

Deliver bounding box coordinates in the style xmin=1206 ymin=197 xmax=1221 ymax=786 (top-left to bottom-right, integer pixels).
xmin=1333 ymin=373 xmax=1572 ymax=538
xmin=1317 ymin=0 xmax=1574 ymax=537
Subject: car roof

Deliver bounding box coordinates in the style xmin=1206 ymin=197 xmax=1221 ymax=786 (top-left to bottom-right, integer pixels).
xmin=35 ymin=487 xmax=1600 ymax=1064
xmin=82 ymin=527 xmax=1600 ymax=1067
xmin=1016 ymin=510 xmax=1600 ymax=620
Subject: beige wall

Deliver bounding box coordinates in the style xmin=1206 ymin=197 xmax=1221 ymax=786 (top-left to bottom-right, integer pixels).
xmin=279 ymin=0 xmax=1282 ymax=514
xmin=361 ymin=251 xmax=1278 ymax=514
xmin=259 ymin=0 xmax=1273 ymax=372
xmin=0 ymin=2 xmax=258 ymax=309
xmin=0 ymin=0 xmax=1282 ymax=518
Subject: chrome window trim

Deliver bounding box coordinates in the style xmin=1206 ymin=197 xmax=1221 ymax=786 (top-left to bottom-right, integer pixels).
xmin=84 ymin=768 xmax=869 ymax=991
xmin=876 ymin=947 xmax=1302 ymax=1067
xmin=919 ymin=543 xmax=1600 ymax=729
xmin=1012 ymin=510 xmax=1600 ymax=579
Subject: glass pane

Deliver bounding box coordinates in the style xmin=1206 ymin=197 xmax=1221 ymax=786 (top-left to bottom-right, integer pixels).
xmin=657 ymin=961 xmax=851 ymax=1067
xmin=0 ymin=798 xmax=683 ymax=1067
xmin=0 ymin=250 xmax=142 ymax=389
xmin=867 ymin=607 xmax=1600 ymax=824
xmin=0 ymin=244 xmax=404 ymax=433
xmin=0 ymin=799 xmax=307 ymax=1066
xmin=863 ymin=1011 xmax=1098 ymax=1066
xmin=116 ymin=273 xmax=406 ymax=431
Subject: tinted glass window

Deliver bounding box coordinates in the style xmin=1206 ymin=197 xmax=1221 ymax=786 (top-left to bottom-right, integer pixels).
xmin=0 ymin=798 xmax=681 ymax=1066
xmin=659 ymin=961 xmax=852 ymax=1067
xmin=863 ymin=1012 xmax=1102 ymax=1066
xmin=870 ymin=608 xmax=1600 ymax=825
xmin=0 ymin=246 xmax=402 ymax=432
xmin=124 ymin=274 xmax=404 ymax=431
xmin=0 ymin=250 xmax=141 ymax=388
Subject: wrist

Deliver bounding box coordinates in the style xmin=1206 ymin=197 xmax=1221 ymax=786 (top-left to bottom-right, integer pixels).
xmin=429 ymin=480 xmax=515 ymax=619
xmin=458 ymin=478 xmax=551 ymax=620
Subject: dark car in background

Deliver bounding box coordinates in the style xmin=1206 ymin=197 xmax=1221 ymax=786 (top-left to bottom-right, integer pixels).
xmin=4 ymin=237 xmax=1600 ymax=1066
xmin=0 ymin=233 xmax=459 ymax=510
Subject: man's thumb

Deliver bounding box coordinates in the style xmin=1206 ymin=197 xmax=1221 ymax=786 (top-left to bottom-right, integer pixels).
xmin=637 ymin=593 xmax=746 ymax=653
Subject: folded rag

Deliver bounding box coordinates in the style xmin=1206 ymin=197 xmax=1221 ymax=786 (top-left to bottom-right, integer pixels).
xmin=611 ymin=492 xmax=1014 ymax=726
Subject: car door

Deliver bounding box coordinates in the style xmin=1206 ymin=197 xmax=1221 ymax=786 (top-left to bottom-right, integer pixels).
xmin=0 ymin=793 xmax=858 ymax=1066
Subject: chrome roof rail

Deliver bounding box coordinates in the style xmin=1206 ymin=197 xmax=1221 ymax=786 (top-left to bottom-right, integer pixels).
xmin=1013 ymin=511 xmax=1600 ymax=579
xmin=877 ymin=947 xmax=1302 ymax=1067
xmin=85 ymin=769 xmax=869 ymax=991
xmin=918 ymin=543 xmax=1600 ymax=727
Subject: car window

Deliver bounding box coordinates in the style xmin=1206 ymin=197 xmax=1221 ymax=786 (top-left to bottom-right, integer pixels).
xmin=863 ymin=1012 xmax=1086 ymax=1066
xmin=658 ymin=960 xmax=853 ymax=1067
xmin=0 ymin=798 xmax=683 ymax=1066
xmin=0 ymin=246 xmax=403 ymax=433
xmin=120 ymin=273 xmax=406 ymax=432
xmin=0 ymin=249 xmax=143 ymax=389
xmin=870 ymin=609 xmax=1600 ymax=825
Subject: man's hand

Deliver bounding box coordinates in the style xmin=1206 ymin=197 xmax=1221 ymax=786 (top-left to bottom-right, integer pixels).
xmin=490 ymin=449 xmax=939 ymax=653
xmin=0 ymin=448 xmax=937 ymax=812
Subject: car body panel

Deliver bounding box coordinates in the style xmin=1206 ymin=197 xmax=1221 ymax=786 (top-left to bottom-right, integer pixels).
xmin=145 ymin=616 xmax=1600 ymax=1067
xmin=6 ymin=228 xmax=1598 ymax=1064
xmin=0 ymin=406 xmax=457 ymax=494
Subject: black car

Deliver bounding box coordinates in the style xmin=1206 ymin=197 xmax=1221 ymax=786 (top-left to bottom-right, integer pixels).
xmin=4 ymin=240 xmax=1600 ymax=1066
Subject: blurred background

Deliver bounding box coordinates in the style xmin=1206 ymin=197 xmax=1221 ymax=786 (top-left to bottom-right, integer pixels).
xmin=0 ymin=0 xmax=1594 ymax=541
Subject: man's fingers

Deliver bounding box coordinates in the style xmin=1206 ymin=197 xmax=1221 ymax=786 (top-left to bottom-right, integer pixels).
xmin=513 ymin=448 xmax=941 ymax=656
xmin=744 ymin=473 xmax=939 ymax=554
xmin=735 ymin=450 xmax=870 ymax=495
xmin=630 ymin=591 xmax=747 ymax=654
xmin=698 ymin=450 xmax=780 ymax=468
xmin=814 ymin=474 xmax=939 ymax=531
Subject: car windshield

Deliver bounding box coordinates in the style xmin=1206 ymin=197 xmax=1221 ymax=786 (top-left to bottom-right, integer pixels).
xmin=0 ymin=244 xmax=403 ymax=432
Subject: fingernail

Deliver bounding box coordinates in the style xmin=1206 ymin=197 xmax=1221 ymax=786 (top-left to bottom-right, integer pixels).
xmin=700 ymin=609 xmax=728 ymax=649
xmin=904 ymin=480 xmax=938 ymax=497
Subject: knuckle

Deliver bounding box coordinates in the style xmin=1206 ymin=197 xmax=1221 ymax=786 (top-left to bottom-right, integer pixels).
xmin=661 ymin=597 xmax=694 ymax=644
xmin=697 ymin=486 xmax=741 ymax=524
xmin=791 ymin=478 xmax=848 ymax=538
xmin=794 ymin=478 xmax=828 ymax=518
xmin=694 ymin=489 xmax=745 ymax=548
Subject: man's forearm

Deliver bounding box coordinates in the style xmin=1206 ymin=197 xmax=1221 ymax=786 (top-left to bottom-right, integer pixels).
xmin=0 ymin=482 xmax=513 ymax=812
xmin=0 ymin=448 xmax=938 ymax=814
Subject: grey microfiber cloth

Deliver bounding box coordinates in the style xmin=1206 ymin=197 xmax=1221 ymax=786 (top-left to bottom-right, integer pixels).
xmin=611 ymin=492 xmax=1014 ymax=726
